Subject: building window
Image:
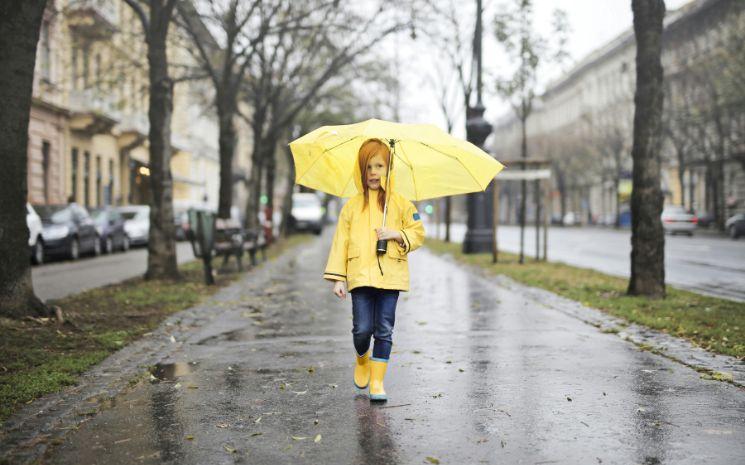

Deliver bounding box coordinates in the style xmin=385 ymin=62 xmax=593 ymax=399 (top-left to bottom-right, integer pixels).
xmin=42 ymin=141 xmax=51 ymax=203
xmin=71 ymin=48 xmax=78 ymax=90
xmin=40 ymin=21 xmax=51 ymax=82
xmin=94 ymin=53 xmax=101 ymax=90
xmin=71 ymin=148 xmax=78 ymax=202
xmin=108 ymin=159 xmax=115 ymax=205
xmin=84 ymin=151 xmax=90 ymax=207
xmin=82 ymin=46 xmax=89 ymax=88
xmin=96 ymin=155 xmax=102 ymax=206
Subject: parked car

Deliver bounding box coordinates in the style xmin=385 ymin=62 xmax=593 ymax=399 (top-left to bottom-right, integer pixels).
xmin=37 ymin=204 xmax=100 ymax=260
xmin=91 ymin=207 xmax=130 ymax=253
xmin=725 ymin=213 xmax=745 ymax=239
xmin=27 ymin=203 xmax=44 ymax=264
xmin=661 ymin=205 xmax=696 ymax=236
xmin=289 ymin=193 xmax=324 ymax=235
xmin=562 ymin=211 xmax=577 ymax=226
xmin=118 ymin=205 xmax=150 ymax=246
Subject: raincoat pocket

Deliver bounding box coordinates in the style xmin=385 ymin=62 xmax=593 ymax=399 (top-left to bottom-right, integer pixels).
xmin=347 ymin=244 xmax=361 ymax=277
xmin=386 ymin=245 xmax=407 ymax=261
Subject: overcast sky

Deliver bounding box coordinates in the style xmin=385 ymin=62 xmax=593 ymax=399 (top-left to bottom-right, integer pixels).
xmin=387 ymin=0 xmax=693 ymax=137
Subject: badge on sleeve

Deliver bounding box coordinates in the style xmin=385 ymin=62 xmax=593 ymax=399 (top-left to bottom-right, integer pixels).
xmin=413 ymin=212 xmax=421 ymax=221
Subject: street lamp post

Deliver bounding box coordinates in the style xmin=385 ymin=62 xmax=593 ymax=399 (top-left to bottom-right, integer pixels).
xmin=463 ymin=0 xmax=494 ymax=254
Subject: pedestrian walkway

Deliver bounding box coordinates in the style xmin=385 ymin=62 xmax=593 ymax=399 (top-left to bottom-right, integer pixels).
xmin=9 ymin=233 xmax=745 ymax=464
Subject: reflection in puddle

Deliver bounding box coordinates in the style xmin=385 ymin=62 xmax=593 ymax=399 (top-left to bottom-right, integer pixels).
xmin=355 ymin=398 xmax=399 ymax=464
xmin=150 ymin=361 xmax=197 ymax=381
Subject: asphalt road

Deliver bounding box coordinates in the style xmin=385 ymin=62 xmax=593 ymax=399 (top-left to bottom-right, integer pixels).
xmin=31 ymin=242 xmax=195 ymax=301
xmin=431 ymin=223 xmax=745 ymax=302
xmin=41 ymin=232 xmax=745 ymax=465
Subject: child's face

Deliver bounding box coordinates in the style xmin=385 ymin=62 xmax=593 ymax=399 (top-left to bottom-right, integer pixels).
xmin=366 ymin=154 xmax=387 ymax=190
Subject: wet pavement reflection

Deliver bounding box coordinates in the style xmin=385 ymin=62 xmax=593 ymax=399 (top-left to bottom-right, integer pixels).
xmin=43 ymin=232 xmax=745 ymax=464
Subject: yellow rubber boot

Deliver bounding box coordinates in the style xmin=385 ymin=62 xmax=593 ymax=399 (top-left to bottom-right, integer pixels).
xmin=368 ymin=359 xmax=388 ymax=402
xmin=354 ymin=351 xmax=371 ymax=389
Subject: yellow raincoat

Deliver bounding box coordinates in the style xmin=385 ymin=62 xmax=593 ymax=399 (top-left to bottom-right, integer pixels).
xmin=323 ymin=160 xmax=425 ymax=292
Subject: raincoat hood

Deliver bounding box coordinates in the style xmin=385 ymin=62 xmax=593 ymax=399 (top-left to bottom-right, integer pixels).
xmin=352 ymin=140 xmax=396 ymax=196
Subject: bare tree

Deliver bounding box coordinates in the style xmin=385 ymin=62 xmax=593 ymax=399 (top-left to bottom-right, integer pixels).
xmin=124 ymin=0 xmax=181 ymax=280
xmin=176 ymin=0 xmax=276 ymax=219
xmin=493 ymin=0 xmax=568 ymax=263
xmin=628 ymin=0 xmax=666 ymax=298
xmin=240 ymin=1 xmax=410 ymax=233
xmin=0 ymin=0 xmax=51 ymax=318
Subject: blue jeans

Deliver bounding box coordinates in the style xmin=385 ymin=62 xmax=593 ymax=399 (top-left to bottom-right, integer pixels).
xmin=351 ymin=287 xmax=399 ymax=360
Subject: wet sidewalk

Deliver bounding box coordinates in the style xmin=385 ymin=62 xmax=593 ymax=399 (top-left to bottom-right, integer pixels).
xmin=14 ymin=233 xmax=745 ymax=464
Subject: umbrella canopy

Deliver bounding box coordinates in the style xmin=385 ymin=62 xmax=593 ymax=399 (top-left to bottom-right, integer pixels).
xmin=289 ymin=118 xmax=505 ymax=201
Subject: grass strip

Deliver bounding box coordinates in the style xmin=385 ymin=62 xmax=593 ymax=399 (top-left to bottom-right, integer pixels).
xmin=0 ymin=234 xmax=314 ymax=423
xmin=425 ymin=238 xmax=745 ymax=360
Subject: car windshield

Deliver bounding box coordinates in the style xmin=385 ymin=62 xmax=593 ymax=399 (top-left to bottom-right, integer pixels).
xmin=120 ymin=209 xmax=147 ymax=221
xmin=37 ymin=205 xmax=71 ymax=224
xmin=91 ymin=209 xmax=109 ymax=224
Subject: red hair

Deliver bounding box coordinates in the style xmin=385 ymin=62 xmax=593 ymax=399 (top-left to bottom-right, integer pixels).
xmin=358 ymin=138 xmax=390 ymax=212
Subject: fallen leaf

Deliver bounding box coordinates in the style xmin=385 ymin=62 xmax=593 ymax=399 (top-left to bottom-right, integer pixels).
xmin=254 ymin=416 xmax=262 ymax=424
xmin=566 ymin=396 xmax=572 ymax=402
xmin=291 ymin=436 xmax=307 ymax=441
xmin=223 ymin=444 xmax=236 ymax=454
xmin=185 ymin=435 xmax=194 ymax=441
xmin=169 ymin=335 xmax=176 ymax=343
xmin=173 ymin=383 xmax=181 ymax=389
xmin=314 ymin=434 xmax=322 ymax=443
xmin=307 ymin=367 xmax=315 ymax=373
xmin=250 ymin=432 xmax=263 ymax=437
xmin=216 ymin=423 xmax=229 ymax=429
xmin=187 ymin=384 xmax=199 ymax=390
xmin=458 ymin=368 xmax=465 ymax=373
xmin=314 ymin=419 xmax=319 ymax=425
xmin=425 ymin=457 xmax=440 ymax=464
xmin=292 ymin=390 xmax=308 ymax=395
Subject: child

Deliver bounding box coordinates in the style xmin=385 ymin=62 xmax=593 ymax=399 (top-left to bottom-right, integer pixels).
xmin=323 ymin=138 xmax=425 ymax=402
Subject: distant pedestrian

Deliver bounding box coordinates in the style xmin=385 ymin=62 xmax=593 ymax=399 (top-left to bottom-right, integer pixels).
xmin=323 ymin=138 xmax=425 ymax=402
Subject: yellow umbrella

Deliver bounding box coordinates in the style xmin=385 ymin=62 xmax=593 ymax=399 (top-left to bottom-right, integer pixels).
xmin=289 ymin=118 xmax=504 ymax=201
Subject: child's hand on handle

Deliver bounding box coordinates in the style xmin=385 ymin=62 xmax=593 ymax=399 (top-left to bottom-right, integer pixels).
xmin=375 ymin=227 xmax=404 ymax=245
xmin=333 ymin=280 xmax=347 ymax=299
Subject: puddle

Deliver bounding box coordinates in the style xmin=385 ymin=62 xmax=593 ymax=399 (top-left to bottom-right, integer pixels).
xmin=150 ymin=361 xmax=197 ymax=381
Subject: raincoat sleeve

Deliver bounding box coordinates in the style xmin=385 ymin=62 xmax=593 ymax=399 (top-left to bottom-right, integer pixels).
xmin=323 ymin=201 xmax=351 ymax=282
xmin=397 ymin=199 xmax=425 ymax=255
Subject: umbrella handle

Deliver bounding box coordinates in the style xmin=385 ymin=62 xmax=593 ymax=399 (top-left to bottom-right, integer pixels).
xmin=377 ymin=140 xmax=395 ymax=255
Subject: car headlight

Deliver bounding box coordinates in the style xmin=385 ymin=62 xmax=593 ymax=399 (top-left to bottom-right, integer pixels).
xmin=43 ymin=225 xmax=70 ymax=240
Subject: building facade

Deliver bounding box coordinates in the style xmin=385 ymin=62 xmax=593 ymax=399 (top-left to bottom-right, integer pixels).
xmin=491 ymin=0 xmax=745 ymax=227
xmin=27 ymin=0 xmax=222 ymax=214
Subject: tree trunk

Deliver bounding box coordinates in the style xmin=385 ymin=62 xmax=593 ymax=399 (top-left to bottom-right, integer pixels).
xmin=245 ymin=144 xmax=265 ymax=232
xmin=264 ymin=145 xmax=277 ymax=245
xmin=613 ymin=176 xmax=621 ymax=228
xmin=444 ymin=196 xmax=451 ymax=242
xmin=144 ymin=0 xmax=179 ymax=280
xmin=280 ymin=145 xmax=295 ymax=238
xmin=217 ymin=93 xmax=236 ymax=219
xmin=628 ymin=0 xmax=666 ymax=298
xmin=519 ymin=115 xmax=528 ymax=264
xmin=0 ymin=0 xmax=51 ymax=318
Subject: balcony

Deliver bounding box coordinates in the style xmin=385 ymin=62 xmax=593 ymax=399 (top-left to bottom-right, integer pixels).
xmin=68 ymin=88 xmax=119 ymax=134
xmin=66 ymin=0 xmax=118 ymax=40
